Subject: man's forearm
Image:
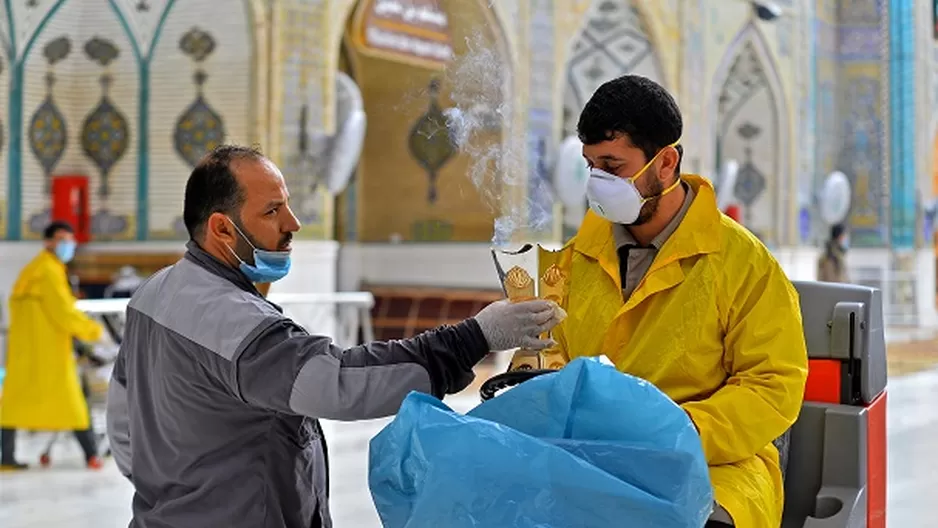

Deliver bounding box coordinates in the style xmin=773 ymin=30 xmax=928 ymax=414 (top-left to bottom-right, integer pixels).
xmin=239 ymin=318 xmax=490 ymax=421
xmin=340 ymin=319 xmax=490 ymax=397
xmin=681 ymin=380 xmax=799 ymax=465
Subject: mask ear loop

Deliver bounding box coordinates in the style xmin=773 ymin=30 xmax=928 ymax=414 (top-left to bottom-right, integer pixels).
xmin=635 ymin=138 xmax=683 ymax=204
xmin=224 ymin=243 xmax=246 ymax=266
xmin=658 ymin=176 xmax=684 ymax=196
xmin=223 ymin=216 xmax=255 ymax=266
xmin=226 ymin=217 xmax=258 ymax=251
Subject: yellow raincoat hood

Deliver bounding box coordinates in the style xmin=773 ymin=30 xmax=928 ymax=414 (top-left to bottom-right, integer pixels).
xmin=0 ymin=250 xmax=103 ymax=431
xmin=554 ymin=175 xmax=809 ymax=528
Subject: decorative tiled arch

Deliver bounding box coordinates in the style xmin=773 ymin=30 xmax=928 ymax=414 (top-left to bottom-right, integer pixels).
xmin=2 ymin=0 xmax=69 ymax=241
xmin=559 ymin=0 xmax=667 ymax=136
xmin=1 ymin=0 xmax=264 ymax=240
xmin=708 ymin=22 xmax=792 ymax=245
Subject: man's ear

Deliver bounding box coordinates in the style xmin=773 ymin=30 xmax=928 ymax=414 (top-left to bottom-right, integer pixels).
xmin=658 ymin=146 xmax=680 ymax=181
xmin=206 ymin=212 xmax=236 ymax=245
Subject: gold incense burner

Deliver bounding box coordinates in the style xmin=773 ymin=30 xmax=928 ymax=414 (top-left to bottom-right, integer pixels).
xmin=493 ymin=244 xmax=573 ymax=372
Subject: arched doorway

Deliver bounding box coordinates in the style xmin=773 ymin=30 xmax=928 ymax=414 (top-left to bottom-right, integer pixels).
xmin=333 ymin=0 xmax=511 ymax=243
xmin=711 ymin=24 xmax=788 ymax=245
xmin=560 ymin=0 xmax=665 ymax=237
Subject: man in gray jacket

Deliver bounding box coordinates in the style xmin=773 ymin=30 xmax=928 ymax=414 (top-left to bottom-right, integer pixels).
xmin=106 ymin=145 xmax=559 ymax=528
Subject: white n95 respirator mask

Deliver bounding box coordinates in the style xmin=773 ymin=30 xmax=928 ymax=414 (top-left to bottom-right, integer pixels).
xmin=586 ymin=169 xmax=645 ymax=225
xmin=585 ymin=138 xmax=683 ymax=225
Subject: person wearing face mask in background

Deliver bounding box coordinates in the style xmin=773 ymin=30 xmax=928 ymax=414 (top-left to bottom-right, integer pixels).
xmin=817 ymin=223 xmax=850 ymax=283
xmin=0 ymin=221 xmax=106 ymax=471
xmin=106 ymin=145 xmax=562 ymax=528
xmin=549 ymin=75 xmax=808 ymax=528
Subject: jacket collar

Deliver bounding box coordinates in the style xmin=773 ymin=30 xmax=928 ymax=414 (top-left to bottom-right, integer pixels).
xmin=184 ymin=240 xmax=267 ymax=299
xmin=38 ymin=248 xmax=65 ymax=269
xmin=572 ymin=174 xmax=722 ymax=284
xmin=613 ymin=182 xmax=695 ymax=250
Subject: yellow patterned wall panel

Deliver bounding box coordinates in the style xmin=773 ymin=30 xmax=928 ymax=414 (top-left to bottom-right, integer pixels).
xmin=147 ymin=0 xmax=254 ymax=239
xmin=20 ymin=0 xmax=139 ymax=241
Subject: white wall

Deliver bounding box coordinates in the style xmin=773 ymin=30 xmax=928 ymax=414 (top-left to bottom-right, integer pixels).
xmin=0 ymin=241 xmax=188 ymax=323
xmin=773 ymin=246 xmax=821 ymax=281
xmin=3 ymin=240 xmax=934 ymax=334
xmin=0 ymin=239 xmax=338 ymax=317
xmin=916 ymin=249 xmax=938 ymax=328
xmin=266 ymin=240 xmax=340 ymax=337
xmin=339 ymin=243 xmax=818 ymax=291
xmin=0 ymin=243 xmax=46 ymax=326
xmin=337 ymin=243 xmax=565 ymax=291
xmin=336 ymin=244 xmax=938 ymax=333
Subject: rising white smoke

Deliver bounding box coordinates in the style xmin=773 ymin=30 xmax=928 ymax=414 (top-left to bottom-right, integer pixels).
xmin=440 ymin=32 xmax=553 ymax=247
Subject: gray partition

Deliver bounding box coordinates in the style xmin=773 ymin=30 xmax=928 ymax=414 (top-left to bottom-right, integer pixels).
xmin=780 ymin=281 xmax=887 ymax=528
xmin=782 ymin=404 xmax=868 ymax=528
xmin=791 ymin=281 xmax=886 ymax=403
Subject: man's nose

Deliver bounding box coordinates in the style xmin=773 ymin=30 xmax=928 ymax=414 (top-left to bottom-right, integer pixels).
xmin=283 ymin=206 xmax=301 ymax=232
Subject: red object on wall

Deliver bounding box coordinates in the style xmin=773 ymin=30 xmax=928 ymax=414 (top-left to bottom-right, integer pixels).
xmin=723 ymin=204 xmax=741 ymax=223
xmin=51 ymin=175 xmax=90 ymax=243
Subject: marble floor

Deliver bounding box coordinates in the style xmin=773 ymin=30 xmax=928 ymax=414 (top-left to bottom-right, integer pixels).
xmin=1 ymin=371 xmax=936 ymax=528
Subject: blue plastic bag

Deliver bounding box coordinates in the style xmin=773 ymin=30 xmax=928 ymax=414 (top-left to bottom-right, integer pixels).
xmin=368 ymin=358 xmax=713 ymax=528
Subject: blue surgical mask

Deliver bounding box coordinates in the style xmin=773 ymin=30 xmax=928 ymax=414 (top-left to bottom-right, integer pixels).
xmin=55 ymin=240 xmax=77 ymax=263
xmin=225 ymin=218 xmax=291 ymax=283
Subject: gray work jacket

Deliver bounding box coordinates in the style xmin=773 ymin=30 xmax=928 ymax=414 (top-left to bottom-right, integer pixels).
xmin=106 ymin=241 xmax=489 ymax=528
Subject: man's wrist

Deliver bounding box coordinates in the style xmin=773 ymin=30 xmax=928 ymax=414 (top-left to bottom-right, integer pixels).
xmin=456 ymin=318 xmax=490 ymax=364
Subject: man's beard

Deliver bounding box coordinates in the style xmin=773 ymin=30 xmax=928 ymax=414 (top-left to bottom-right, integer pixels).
xmin=627 ymin=169 xmax=664 ymax=226
xmin=234 ymin=227 xmax=293 ymax=265
xmin=233 ymin=232 xmax=258 ymax=265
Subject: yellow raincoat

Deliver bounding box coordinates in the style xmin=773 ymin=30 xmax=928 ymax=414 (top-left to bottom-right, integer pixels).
xmin=0 ymin=250 xmax=103 ymax=430
xmin=554 ymin=175 xmax=808 ymax=528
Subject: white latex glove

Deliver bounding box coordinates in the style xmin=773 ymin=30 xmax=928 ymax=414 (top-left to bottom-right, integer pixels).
xmin=473 ymin=299 xmax=562 ymax=351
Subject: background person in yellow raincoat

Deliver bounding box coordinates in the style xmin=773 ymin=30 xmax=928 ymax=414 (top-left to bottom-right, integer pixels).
xmin=554 ymin=75 xmax=809 ymax=527
xmin=0 ymin=221 xmax=105 ymax=471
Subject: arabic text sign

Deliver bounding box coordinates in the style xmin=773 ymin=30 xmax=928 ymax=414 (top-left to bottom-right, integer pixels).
xmin=356 ymin=0 xmax=453 ymax=67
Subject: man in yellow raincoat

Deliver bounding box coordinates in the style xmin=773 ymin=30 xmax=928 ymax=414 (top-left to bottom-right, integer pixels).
xmin=0 ymin=221 xmax=104 ymax=470
xmin=554 ymin=75 xmax=809 ymax=527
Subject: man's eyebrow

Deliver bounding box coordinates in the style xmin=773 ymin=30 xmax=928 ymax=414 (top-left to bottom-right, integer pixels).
xmin=263 ymin=199 xmax=285 ymax=209
xmin=596 ymin=155 xmax=625 ymax=162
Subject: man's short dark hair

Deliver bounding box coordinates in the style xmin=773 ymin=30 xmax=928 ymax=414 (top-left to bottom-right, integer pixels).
xmin=183 ymin=144 xmax=265 ymax=240
xmin=831 ymin=223 xmax=846 ymax=241
xmin=43 ymin=220 xmax=74 ymax=240
xmin=577 ymin=75 xmax=683 ymax=175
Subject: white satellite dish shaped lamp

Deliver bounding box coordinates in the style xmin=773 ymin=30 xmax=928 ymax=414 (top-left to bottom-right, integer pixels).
xmin=553 ymin=135 xmax=589 ymax=209
xmin=325 ymin=72 xmax=367 ymax=195
xmin=819 ymin=171 xmax=852 ymax=226
xmin=717 ymin=159 xmax=739 ymax=211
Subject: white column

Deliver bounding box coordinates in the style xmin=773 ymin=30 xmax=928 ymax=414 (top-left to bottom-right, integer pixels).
xmin=269 ymin=240 xmax=340 ymax=336
xmin=915 ymin=249 xmax=938 ymax=328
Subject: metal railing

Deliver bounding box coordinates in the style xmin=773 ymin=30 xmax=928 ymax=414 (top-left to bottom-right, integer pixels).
xmin=73 ymin=292 xmax=376 ymax=349
xmin=848 ymin=267 xmax=919 ymax=328
xmin=270 ymin=292 xmax=375 ymax=347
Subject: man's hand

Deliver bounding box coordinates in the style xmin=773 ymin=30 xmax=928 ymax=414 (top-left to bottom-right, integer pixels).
xmin=473 ymin=299 xmax=561 ymax=351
